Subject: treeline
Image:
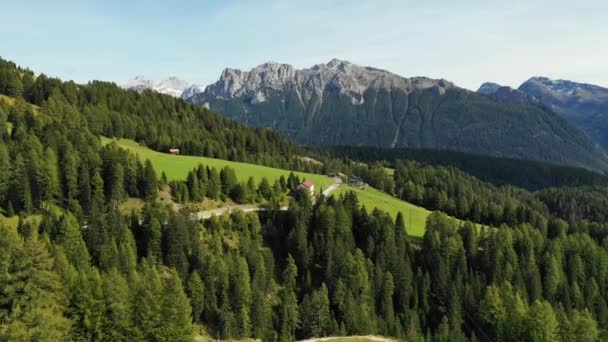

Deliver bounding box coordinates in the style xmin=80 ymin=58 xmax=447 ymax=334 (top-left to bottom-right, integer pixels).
xmin=331 ymin=157 xmax=608 ymax=239
xmin=537 ymin=186 xmax=608 ymax=223
xmin=393 ymin=160 xmax=547 ymax=228
xmin=311 ymin=145 xmax=608 ymax=191
xmin=0 ymin=56 xmax=322 ymax=172
xmin=170 ymin=164 xmax=304 ymax=204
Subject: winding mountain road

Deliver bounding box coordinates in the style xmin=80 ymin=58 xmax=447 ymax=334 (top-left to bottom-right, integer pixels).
xmin=193 ymin=177 xmax=342 ymax=220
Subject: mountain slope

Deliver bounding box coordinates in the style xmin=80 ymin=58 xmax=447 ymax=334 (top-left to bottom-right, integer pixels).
xmin=188 ymin=59 xmax=608 ymax=171
xmin=519 ymin=77 xmax=608 ymax=148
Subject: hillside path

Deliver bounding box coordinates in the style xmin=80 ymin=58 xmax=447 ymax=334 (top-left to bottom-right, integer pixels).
xmin=193 ymin=177 xmax=342 ymax=220
xmin=322 ymin=176 xmax=342 ymax=196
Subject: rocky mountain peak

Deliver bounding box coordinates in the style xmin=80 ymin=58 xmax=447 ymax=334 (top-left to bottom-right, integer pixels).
xmin=477 ymin=82 xmax=502 ymax=95
xmin=123 ymin=76 xmax=189 ymax=98
xmin=202 ymin=59 xmax=455 ymax=105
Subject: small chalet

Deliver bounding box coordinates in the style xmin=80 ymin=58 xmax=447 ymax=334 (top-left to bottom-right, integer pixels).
xmin=169 ymin=148 xmax=180 ymax=155
xmin=348 ymin=175 xmax=365 ymax=188
xmin=328 ymin=172 xmax=346 ymax=178
xmin=298 ymin=180 xmax=315 ymax=195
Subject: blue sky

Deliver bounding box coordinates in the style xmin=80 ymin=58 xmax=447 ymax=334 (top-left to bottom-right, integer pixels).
xmin=1 ymin=0 xmax=606 ymax=90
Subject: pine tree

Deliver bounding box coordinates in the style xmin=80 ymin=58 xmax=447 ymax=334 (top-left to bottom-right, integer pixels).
xmin=526 ymin=300 xmax=558 ymax=342
xmin=0 ymin=226 xmax=71 ymax=341
xmin=133 ymin=261 xmax=162 ymax=340
xmin=56 ymin=214 xmax=91 ymax=270
xmin=102 ymin=268 xmax=136 ymax=341
xmin=207 ymin=168 xmax=221 ymax=200
xmin=0 ymin=143 xmax=11 ymax=205
xmin=281 ymin=255 xmax=300 ymax=341
xmin=380 ymin=272 xmax=395 ymax=334
xmin=187 ymin=271 xmax=205 ymax=324
xmin=142 ymin=159 xmax=158 ymax=199
xmin=251 ymin=254 xmax=274 ymax=340
xmin=258 ymin=177 xmax=272 ymax=201
xmin=42 ymin=148 xmax=61 ymax=203
xmin=62 ymin=150 xmax=81 ymax=213
xmin=300 ymin=283 xmax=331 ymax=338
xmin=108 ymin=162 xmax=126 ymax=204
xmin=69 ymin=267 xmax=105 ymax=341
xmin=220 ymin=166 xmax=237 ymax=200
xmin=10 ymin=154 xmax=33 ymax=213
xmin=231 ymin=256 xmax=252 ymax=337
xmin=159 ymin=268 xmax=194 ymax=342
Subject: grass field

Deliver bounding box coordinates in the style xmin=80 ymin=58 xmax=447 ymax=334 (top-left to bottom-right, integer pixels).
xmin=102 ymin=137 xmax=433 ymax=236
xmin=333 ymin=186 xmax=431 ymax=237
xmin=101 ymin=137 xmax=336 ymax=190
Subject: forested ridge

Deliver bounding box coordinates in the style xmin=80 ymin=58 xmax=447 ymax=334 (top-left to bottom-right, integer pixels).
xmin=311 ymin=145 xmax=608 ymax=191
xmin=0 ymin=57 xmax=321 ymax=172
xmin=1 ymin=57 xmax=608 ymax=341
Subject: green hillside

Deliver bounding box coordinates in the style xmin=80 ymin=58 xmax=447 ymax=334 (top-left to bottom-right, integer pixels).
xmin=333 ymin=186 xmax=430 ymax=237
xmin=103 ymin=137 xmax=431 ymax=235
xmin=101 ymin=137 xmax=336 ymax=189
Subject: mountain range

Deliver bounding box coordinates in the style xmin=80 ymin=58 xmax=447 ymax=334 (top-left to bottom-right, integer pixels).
xmin=518 ymin=77 xmax=608 ymax=148
xmin=123 ymin=75 xmax=203 ymax=99
xmin=478 ymin=78 xmax=608 ymax=149
xmin=178 ymin=59 xmax=608 ymax=172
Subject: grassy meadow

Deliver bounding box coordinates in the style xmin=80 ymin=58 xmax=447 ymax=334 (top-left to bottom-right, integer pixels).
xmin=333 ymin=186 xmax=431 ymax=237
xmin=101 ymin=137 xmax=336 ymax=189
xmin=103 ymin=137 xmax=432 ymax=236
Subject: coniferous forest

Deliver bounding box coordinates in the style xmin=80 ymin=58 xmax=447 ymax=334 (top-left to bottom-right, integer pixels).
xmin=1 ymin=56 xmax=608 ymax=342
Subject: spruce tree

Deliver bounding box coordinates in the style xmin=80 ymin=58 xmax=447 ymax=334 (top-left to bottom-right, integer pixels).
xmin=187 ymin=271 xmax=205 ymax=324
xmin=159 ymin=268 xmax=194 ymax=342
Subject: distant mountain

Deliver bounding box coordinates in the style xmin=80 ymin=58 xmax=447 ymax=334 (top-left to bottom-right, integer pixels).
xmin=519 ymin=77 xmax=608 ymax=148
xmin=477 ymin=82 xmax=502 ymax=95
xmin=123 ymin=76 xmax=189 ymax=97
xmin=477 ymin=83 xmax=539 ymax=104
xmin=181 ymin=83 xmax=205 ymax=100
xmin=187 ymin=59 xmax=608 ymax=171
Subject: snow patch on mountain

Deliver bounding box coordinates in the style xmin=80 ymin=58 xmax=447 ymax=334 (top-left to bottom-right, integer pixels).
xmin=180 ymin=84 xmax=205 ymax=100
xmin=123 ymin=76 xmax=189 ymax=98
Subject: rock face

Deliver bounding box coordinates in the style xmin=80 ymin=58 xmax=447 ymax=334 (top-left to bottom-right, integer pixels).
xmin=187 ymin=59 xmax=608 ymax=171
xmin=519 ymin=77 xmax=608 ymax=148
xmin=123 ymin=76 xmax=189 ymax=98
xmin=200 ymin=59 xmax=454 ymax=105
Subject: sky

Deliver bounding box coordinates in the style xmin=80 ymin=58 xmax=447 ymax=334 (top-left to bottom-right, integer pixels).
xmin=1 ymin=0 xmax=607 ymax=90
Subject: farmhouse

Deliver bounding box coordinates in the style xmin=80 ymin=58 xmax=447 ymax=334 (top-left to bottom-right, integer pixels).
xmin=169 ymin=148 xmax=180 ymax=155
xmin=328 ymin=172 xmax=346 ymax=178
xmin=348 ymin=175 xmax=366 ymax=188
xmin=298 ymin=180 xmax=315 ymax=195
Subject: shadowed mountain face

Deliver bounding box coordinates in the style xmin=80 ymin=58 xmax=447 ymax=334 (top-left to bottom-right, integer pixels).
xmin=519 ymin=77 xmax=608 ymax=148
xmin=187 ymin=60 xmax=608 ymax=171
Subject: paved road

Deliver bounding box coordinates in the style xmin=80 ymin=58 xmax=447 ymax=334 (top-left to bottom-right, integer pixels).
xmin=193 ymin=177 xmax=342 ymax=220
